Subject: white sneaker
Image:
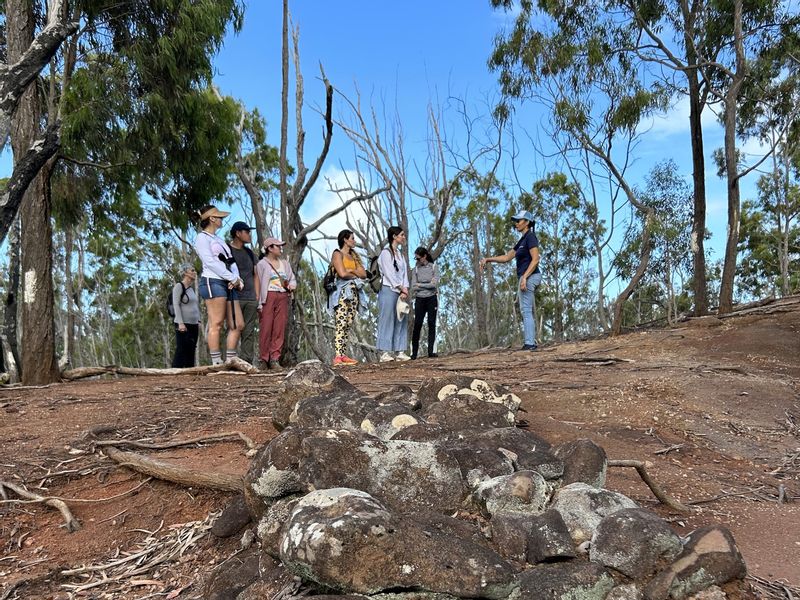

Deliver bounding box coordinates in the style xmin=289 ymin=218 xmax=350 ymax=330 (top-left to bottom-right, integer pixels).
xmin=379 ymin=352 xmax=395 ymax=363
xmin=395 ymin=352 xmax=412 ymax=361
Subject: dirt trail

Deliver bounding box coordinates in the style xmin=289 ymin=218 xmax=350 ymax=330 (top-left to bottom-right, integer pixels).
xmin=1 ymin=298 xmax=798 ymax=598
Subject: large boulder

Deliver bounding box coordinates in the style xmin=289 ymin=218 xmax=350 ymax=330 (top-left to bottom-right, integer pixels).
xmin=297 ymin=429 xmax=466 ymax=514
xmin=243 ymin=428 xmax=308 ymax=519
xmin=423 ymin=394 xmax=515 ymax=430
xmin=644 ymin=526 xmax=747 ymax=600
xmin=361 ymin=403 xmax=421 ymax=441
xmin=589 ymin=508 xmax=683 ymax=579
xmin=516 ymin=561 xmax=615 ymax=600
xmin=472 ymin=471 xmax=550 ymax=518
xmin=416 ymin=377 xmax=521 ymax=413
xmin=256 ymin=496 xmax=301 ymax=557
xmin=292 ymin=391 xmax=379 ymax=431
xmin=490 ymin=509 xmax=575 ymax=564
xmin=279 ymin=489 xmax=516 ymax=598
xmin=448 ymin=446 xmax=515 ymax=488
xmin=373 ymin=384 xmax=421 ymax=411
xmin=550 ymin=483 xmax=638 ymax=545
xmin=554 ymin=439 xmax=607 ymax=488
xmin=273 ymin=361 xmax=359 ymax=430
xmin=462 ymin=428 xmax=562 ymax=478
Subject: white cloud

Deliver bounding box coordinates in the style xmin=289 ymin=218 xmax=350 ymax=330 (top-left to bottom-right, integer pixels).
xmin=300 ymin=166 xmax=374 ymax=265
xmin=644 ymin=96 xmax=720 ymax=139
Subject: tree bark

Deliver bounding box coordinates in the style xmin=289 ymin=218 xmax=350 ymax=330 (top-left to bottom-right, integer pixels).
xmin=2 ymin=218 xmax=22 ymax=382
xmin=717 ymin=0 xmax=746 ymax=314
xmin=7 ymin=0 xmax=61 ymax=385
xmin=680 ymin=0 xmax=709 ymax=316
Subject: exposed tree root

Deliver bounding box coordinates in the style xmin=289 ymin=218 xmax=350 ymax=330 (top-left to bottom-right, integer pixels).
xmin=0 ymin=480 xmax=81 ymax=532
xmin=103 ymin=446 xmax=244 ymax=492
xmin=608 ymin=459 xmax=691 ymax=513
xmin=61 ymin=357 xmax=259 ymax=381
xmin=93 ymin=431 xmax=258 ymax=457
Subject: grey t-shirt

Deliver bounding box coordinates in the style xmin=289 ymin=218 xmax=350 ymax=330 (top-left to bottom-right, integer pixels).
xmin=172 ymin=283 xmax=200 ymax=325
xmin=231 ymin=246 xmax=257 ymax=301
xmin=411 ymin=262 xmax=439 ymax=299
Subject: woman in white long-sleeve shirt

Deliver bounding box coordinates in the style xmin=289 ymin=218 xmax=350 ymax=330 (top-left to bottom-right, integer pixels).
xmin=376 ymin=225 xmax=411 ymax=362
xmin=193 ymin=205 xmax=244 ymax=365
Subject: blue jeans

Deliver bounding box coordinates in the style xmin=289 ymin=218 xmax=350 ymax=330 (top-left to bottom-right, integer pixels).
xmin=377 ymin=286 xmax=407 ymax=351
xmin=518 ymin=272 xmax=542 ymax=346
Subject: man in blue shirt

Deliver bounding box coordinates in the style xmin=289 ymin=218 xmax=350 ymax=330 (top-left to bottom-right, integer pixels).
xmin=479 ymin=210 xmax=542 ymax=350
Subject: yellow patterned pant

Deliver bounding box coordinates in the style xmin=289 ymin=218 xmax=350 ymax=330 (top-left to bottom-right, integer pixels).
xmin=333 ymin=296 xmax=358 ymax=356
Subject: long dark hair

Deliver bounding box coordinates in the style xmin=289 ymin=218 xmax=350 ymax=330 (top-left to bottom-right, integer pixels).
xmin=337 ymin=229 xmax=361 ymax=264
xmin=414 ymin=247 xmax=435 ymax=263
xmin=386 ymin=226 xmax=403 ymax=254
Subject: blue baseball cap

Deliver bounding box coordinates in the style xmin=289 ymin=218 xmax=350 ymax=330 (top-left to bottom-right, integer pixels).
xmin=511 ymin=210 xmax=534 ymax=222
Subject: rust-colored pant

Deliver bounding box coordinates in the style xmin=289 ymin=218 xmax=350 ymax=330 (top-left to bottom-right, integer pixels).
xmin=259 ymin=292 xmax=290 ymax=362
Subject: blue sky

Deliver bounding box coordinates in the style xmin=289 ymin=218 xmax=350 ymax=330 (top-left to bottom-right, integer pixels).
xmin=210 ymin=0 xmax=764 ymax=263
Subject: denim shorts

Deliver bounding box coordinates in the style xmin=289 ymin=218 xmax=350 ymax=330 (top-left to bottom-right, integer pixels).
xmin=199 ymin=277 xmax=238 ymax=300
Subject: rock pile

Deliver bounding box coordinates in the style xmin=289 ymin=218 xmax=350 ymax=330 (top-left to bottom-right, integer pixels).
xmin=207 ymin=361 xmax=747 ymax=600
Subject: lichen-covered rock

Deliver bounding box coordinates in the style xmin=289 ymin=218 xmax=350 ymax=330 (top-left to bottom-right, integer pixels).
xmin=644 ymin=526 xmax=747 ymax=600
xmin=279 ymin=489 xmax=516 ymax=598
xmin=273 ymin=360 xmax=358 ymax=430
xmin=211 ymin=493 xmax=252 ymax=538
xmin=550 ymin=482 xmax=638 ymax=545
xmin=243 ymin=428 xmax=308 ymax=519
xmin=423 ymin=394 xmax=515 ymax=430
xmin=205 ymin=546 xmax=263 ymax=600
xmin=292 ymin=391 xmax=379 ymax=431
xmin=298 ymin=429 xmax=465 ymax=514
xmin=361 ymin=403 xmax=421 ymax=440
xmin=416 ymin=375 xmax=480 ymax=409
xmin=554 ymin=439 xmax=608 ymax=488
xmin=607 ymin=584 xmax=644 ymax=600
xmin=448 ymin=446 xmax=515 ymax=488
xmin=516 ymin=561 xmax=615 ymax=600
xmin=590 ymin=508 xmax=683 ymax=579
xmin=256 ymin=496 xmax=301 ymax=557
xmin=490 ymin=509 xmax=575 ymax=564
xmin=373 ymin=384 xmax=421 ymax=411
xmin=472 ymin=471 xmax=550 ymax=518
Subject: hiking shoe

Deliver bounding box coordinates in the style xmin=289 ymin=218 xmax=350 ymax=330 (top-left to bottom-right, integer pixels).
xmin=268 ymin=360 xmax=282 ymax=370
xmin=428 ymin=353 xmax=438 ymax=358
xmin=258 ymin=359 xmax=271 ymax=371
xmin=395 ymin=352 xmax=412 ymax=361
xmin=521 ymin=344 xmax=538 ymax=351
xmin=333 ymin=355 xmax=358 ymax=366
xmin=379 ymin=352 xmax=395 ymax=363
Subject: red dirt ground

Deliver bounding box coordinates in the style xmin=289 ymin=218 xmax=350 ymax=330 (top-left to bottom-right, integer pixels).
xmin=1 ymin=297 xmax=798 ymax=599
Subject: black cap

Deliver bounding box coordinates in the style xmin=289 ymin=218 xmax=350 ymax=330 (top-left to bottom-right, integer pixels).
xmin=230 ymin=221 xmax=254 ymax=236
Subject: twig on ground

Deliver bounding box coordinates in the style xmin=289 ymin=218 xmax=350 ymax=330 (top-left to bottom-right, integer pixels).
xmin=607 ymin=459 xmax=691 ymax=513
xmin=0 ymin=480 xmax=81 ymax=531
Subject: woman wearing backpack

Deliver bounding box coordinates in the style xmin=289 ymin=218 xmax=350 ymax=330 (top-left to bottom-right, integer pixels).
xmin=171 ymin=263 xmax=200 ymax=368
xmin=193 ymin=205 xmax=245 ymax=365
xmin=327 ymin=229 xmax=368 ymax=366
xmin=255 ymin=237 xmax=297 ymax=369
xmin=377 ymin=225 xmax=411 ymax=362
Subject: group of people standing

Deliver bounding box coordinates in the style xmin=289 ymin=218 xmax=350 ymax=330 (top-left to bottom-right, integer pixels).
xmin=171 ymin=205 xmax=296 ymax=369
xmin=170 ymin=205 xmax=541 ymax=368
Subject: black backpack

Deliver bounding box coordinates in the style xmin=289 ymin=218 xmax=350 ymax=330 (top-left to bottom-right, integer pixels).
xmin=167 ymin=282 xmax=189 ymax=318
xmin=366 ymin=254 xmax=382 ymax=293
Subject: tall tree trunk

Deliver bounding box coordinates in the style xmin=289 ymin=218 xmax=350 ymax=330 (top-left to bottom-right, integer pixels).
xmin=687 ymin=75 xmax=708 ymax=315
xmin=717 ymin=0 xmax=746 ymax=314
xmin=64 ymin=225 xmax=76 ymax=367
xmin=8 ymin=0 xmax=61 ymax=384
xmin=2 ymin=219 xmax=22 ymax=382
xmin=681 ymin=0 xmax=709 ymax=316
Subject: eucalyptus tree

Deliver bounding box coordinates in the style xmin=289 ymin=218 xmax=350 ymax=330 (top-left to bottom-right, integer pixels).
xmin=613 ymin=161 xmax=694 ymax=324
xmin=490 ymin=0 xmax=669 ymax=335
xmin=5 ymin=0 xmax=245 ymax=384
